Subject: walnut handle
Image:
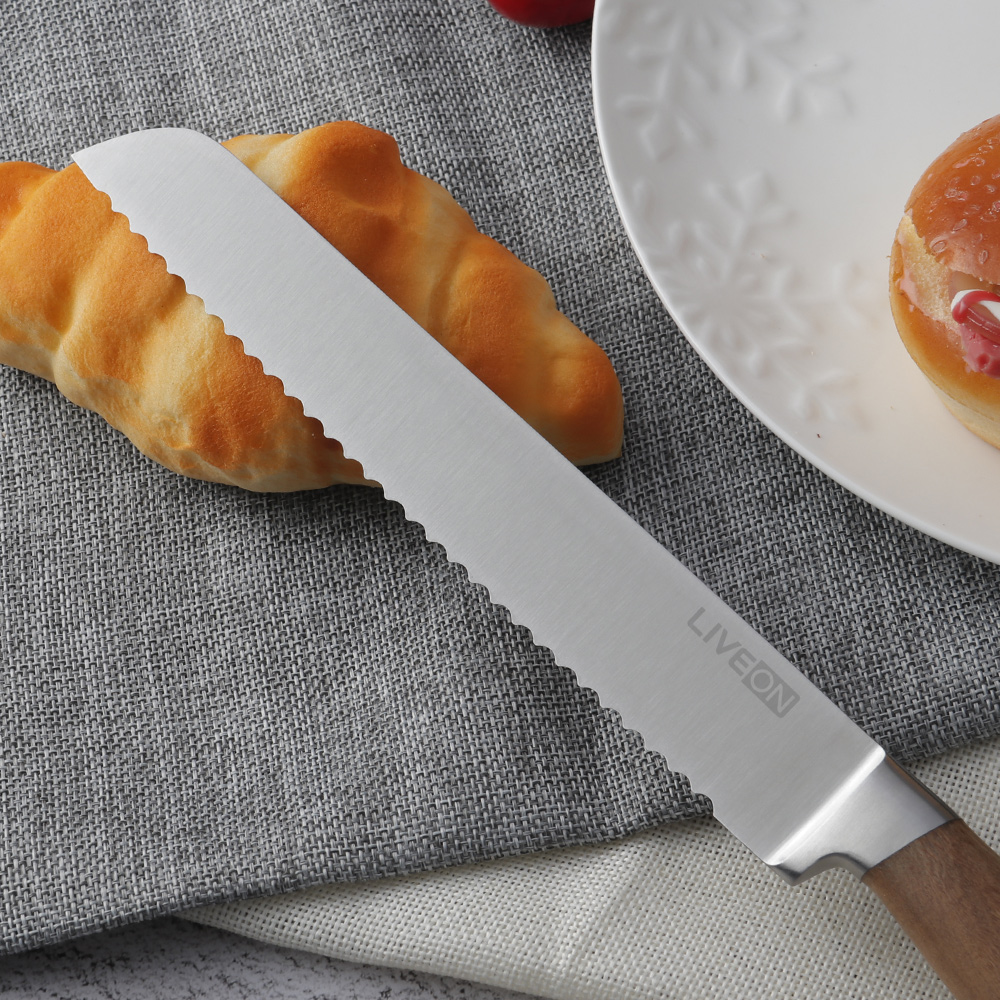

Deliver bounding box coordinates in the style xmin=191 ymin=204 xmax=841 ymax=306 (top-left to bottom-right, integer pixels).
xmin=862 ymin=820 xmax=1000 ymax=1000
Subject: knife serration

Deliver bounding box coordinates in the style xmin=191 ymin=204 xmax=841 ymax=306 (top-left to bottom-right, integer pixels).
xmin=73 ymin=129 xmax=953 ymax=881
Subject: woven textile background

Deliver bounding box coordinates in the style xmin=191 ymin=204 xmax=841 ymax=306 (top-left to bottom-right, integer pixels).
xmin=1 ymin=0 xmax=997 ymax=954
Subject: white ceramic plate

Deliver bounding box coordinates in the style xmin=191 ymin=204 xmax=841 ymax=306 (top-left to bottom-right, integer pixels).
xmin=593 ymin=0 xmax=1000 ymax=563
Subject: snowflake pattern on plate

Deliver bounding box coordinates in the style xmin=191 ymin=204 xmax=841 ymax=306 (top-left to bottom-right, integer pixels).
xmin=629 ymin=172 xmax=872 ymax=425
xmin=599 ymin=0 xmax=873 ymax=427
xmin=597 ymin=0 xmax=1000 ymax=561
xmin=611 ymin=0 xmax=851 ymax=161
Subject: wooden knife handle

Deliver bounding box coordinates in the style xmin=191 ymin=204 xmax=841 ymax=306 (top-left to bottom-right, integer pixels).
xmin=862 ymin=820 xmax=1000 ymax=999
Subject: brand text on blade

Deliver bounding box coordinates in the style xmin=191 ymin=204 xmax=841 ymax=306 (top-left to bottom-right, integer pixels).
xmin=687 ymin=608 xmax=800 ymax=718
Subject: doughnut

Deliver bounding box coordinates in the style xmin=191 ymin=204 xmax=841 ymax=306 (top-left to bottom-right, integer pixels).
xmin=890 ymin=114 xmax=1000 ymax=448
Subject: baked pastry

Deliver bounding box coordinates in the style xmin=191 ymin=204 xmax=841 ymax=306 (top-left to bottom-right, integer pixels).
xmin=0 ymin=122 xmax=624 ymax=490
xmin=890 ymin=114 xmax=1000 ymax=449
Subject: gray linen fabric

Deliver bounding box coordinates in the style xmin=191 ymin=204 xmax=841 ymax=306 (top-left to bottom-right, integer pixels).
xmin=0 ymin=0 xmax=997 ymax=955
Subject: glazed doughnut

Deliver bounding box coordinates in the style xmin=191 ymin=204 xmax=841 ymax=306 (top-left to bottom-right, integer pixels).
xmin=890 ymin=114 xmax=1000 ymax=449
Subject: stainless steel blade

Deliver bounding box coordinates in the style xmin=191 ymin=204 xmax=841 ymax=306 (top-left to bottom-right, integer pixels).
xmin=73 ymin=129 xmax=953 ymax=881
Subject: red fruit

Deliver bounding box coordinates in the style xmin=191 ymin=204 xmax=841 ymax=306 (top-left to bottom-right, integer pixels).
xmin=487 ymin=0 xmax=595 ymax=28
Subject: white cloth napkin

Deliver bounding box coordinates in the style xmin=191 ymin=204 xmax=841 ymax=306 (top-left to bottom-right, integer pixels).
xmin=187 ymin=736 xmax=1000 ymax=1000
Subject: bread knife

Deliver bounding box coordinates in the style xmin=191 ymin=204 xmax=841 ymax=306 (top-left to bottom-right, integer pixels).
xmin=73 ymin=128 xmax=1000 ymax=1000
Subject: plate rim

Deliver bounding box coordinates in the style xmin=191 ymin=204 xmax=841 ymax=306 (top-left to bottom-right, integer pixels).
xmin=590 ymin=0 xmax=1000 ymax=566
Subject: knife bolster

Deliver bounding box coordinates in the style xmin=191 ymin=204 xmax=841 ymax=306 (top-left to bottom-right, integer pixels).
xmin=767 ymin=756 xmax=955 ymax=883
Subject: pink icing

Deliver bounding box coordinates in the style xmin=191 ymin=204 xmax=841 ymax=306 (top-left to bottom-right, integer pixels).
xmin=959 ymin=326 xmax=1000 ymax=376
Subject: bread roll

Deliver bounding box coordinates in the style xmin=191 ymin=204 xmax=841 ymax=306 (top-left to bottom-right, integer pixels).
xmin=890 ymin=114 xmax=1000 ymax=448
xmin=0 ymin=122 xmax=624 ymax=490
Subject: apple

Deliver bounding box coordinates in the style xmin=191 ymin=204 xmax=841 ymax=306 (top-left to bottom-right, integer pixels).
xmin=486 ymin=0 xmax=595 ymax=28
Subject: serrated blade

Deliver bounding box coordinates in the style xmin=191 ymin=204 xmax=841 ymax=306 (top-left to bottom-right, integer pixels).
xmin=73 ymin=129 xmax=952 ymax=881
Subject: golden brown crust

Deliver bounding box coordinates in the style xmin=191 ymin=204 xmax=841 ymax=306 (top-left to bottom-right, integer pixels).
xmin=907 ymin=115 xmax=1000 ymax=285
xmin=0 ymin=122 xmax=624 ymax=491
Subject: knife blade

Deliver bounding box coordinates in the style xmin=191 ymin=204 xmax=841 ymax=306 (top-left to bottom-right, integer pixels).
xmin=73 ymin=128 xmax=1000 ymax=999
